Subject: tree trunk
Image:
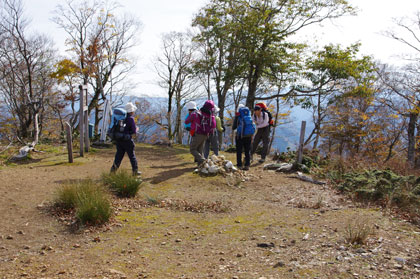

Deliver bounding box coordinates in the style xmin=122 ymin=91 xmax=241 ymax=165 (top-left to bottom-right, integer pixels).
xmin=175 ymin=102 xmax=182 ymax=144
xmin=407 ymin=113 xmax=417 ymax=167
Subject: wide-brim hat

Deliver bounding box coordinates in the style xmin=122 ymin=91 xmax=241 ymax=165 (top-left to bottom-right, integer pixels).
xmin=125 ymin=102 xmax=137 ymax=113
xmin=186 ymin=101 xmax=197 ymax=110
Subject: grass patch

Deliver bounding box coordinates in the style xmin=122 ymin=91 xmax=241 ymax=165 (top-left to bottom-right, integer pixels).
xmin=102 ymin=170 xmax=143 ymax=198
xmin=344 ymin=217 xmax=375 ymax=245
xmin=55 ymin=179 xmax=112 ymax=225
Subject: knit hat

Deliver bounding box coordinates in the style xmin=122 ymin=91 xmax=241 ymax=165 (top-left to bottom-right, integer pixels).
xmin=237 ymin=104 xmax=245 ymax=112
xmin=125 ymin=102 xmax=137 ymax=113
xmin=214 ymin=106 xmax=220 ymax=114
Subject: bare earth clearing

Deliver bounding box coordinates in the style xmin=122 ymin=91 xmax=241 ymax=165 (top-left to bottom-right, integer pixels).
xmin=0 ymin=144 xmax=420 ymax=279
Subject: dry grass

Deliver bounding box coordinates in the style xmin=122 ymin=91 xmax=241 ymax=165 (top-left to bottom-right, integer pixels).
xmin=344 ymin=216 xmax=375 ymax=245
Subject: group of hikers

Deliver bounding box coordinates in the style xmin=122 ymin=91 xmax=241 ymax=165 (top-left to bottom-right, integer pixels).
xmin=109 ymin=100 xmax=273 ymax=175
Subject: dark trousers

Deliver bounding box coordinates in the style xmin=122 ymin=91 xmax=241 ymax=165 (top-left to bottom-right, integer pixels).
xmin=111 ymin=139 xmax=138 ymax=171
xmin=236 ymin=136 xmax=252 ymax=167
xmin=251 ymin=126 xmax=270 ymax=159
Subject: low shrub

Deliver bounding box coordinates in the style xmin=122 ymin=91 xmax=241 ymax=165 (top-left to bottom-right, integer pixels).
xmin=75 ymin=188 xmax=112 ymax=225
xmin=102 ymin=170 xmax=142 ymax=198
xmin=337 ymin=170 xmax=420 ymax=206
xmin=55 ymin=180 xmax=112 ymax=225
xmin=55 ymin=184 xmax=79 ymax=209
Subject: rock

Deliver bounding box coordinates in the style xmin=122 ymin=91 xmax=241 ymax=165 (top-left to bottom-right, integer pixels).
xmin=337 ymin=246 xmax=346 ymax=251
xmin=257 ymin=243 xmax=275 ymax=248
xmin=394 ymin=264 xmax=403 ymax=269
xmin=302 ymin=233 xmax=309 ymax=241
xmin=175 ymin=239 xmax=182 ymax=243
xmin=273 ymin=261 xmax=285 ymax=268
xmin=236 ymin=253 xmax=243 ymax=257
xmin=394 ymin=257 xmax=406 ymax=264
xmin=57 ymin=271 xmax=66 ymax=275
xmin=17 ymin=230 xmax=24 ymax=235
xmin=208 ymin=166 xmax=219 ymax=174
xmin=6 ymin=235 xmax=13 ymax=240
xmin=355 ymin=248 xmax=367 ymax=254
xmin=73 ymin=244 xmax=81 ymax=248
xmin=109 ymin=269 xmax=126 ymax=277
xmin=23 ymin=245 xmax=30 ymax=250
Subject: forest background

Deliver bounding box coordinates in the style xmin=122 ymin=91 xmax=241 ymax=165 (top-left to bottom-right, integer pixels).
xmin=1 ymin=0 xmax=420 ymax=171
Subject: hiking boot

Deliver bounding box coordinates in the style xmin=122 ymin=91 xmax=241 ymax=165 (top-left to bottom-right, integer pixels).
xmin=243 ymin=166 xmax=249 ymax=171
xmin=258 ymin=158 xmax=265 ymax=163
xmin=132 ymin=169 xmax=142 ymax=176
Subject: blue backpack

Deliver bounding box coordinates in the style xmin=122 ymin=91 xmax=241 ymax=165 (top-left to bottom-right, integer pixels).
xmin=107 ymin=108 xmax=129 ymax=140
xmin=237 ymin=107 xmax=256 ymax=137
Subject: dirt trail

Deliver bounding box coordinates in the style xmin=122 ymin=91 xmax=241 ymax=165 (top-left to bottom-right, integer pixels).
xmin=0 ymin=144 xmax=420 ymax=279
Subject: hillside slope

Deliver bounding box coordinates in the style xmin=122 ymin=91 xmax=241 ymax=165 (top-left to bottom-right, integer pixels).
xmin=0 ymin=144 xmax=419 ymax=278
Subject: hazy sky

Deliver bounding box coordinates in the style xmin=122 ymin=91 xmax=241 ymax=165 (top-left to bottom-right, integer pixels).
xmin=23 ymin=0 xmax=420 ymax=97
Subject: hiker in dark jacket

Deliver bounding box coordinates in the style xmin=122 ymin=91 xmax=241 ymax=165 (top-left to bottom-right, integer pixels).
xmin=233 ymin=104 xmax=254 ymax=170
xmin=110 ymin=102 xmax=141 ymax=176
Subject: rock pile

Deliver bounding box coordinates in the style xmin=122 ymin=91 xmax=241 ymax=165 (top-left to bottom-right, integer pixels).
xmin=194 ymin=155 xmax=238 ymax=175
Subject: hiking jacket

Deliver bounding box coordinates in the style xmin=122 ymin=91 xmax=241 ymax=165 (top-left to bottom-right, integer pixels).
xmin=253 ymin=111 xmax=269 ymax=129
xmin=216 ymin=116 xmax=223 ymax=133
xmin=124 ymin=115 xmax=137 ymax=135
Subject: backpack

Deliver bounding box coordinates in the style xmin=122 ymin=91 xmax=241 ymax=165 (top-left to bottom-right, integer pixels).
xmin=237 ymin=107 xmax=256 ymax=137
xmin=255 ymin=102 xmax=274 ymax=127
xmin=196 ymin=100 xmax=215 ymax=135
xmin=107 ymin=108 xmax=128 ymax=141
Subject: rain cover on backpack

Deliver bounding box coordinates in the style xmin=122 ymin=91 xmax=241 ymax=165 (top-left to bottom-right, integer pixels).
xmin=237 ymin=107 xmax=256 ymax=137
xmin=195 ymin=100 xmax=215 ymax=135
xmin=107 ymin=108 xmax=127 ymax=140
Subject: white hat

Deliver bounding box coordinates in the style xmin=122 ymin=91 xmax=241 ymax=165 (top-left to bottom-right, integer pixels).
xmin=125 ymin=102 xmax=137 ymax=113
xmin=237 ymin=104 xmax=245 ymax=112
xmin=214 ymin=106 xmax=220 ymax=113
xmin=186 ymin=101 xmax=197 ymax=110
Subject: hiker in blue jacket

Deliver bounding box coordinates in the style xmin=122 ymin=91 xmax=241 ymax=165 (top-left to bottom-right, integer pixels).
xmin=110 ymin=102 xmax=141 ymax=176
xmin=232 ymin=105 xmax=255 ymax=171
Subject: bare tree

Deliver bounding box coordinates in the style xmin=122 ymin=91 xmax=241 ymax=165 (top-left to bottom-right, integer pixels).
xmin=0 ymin=0 xmax=56 ymax=149
xmin=154 ymin=31 xmax=202 ymax=144
xmin=382 ymin=12 xmax=420 ymax=166
xmin=53 ymin=0 xmax=142 ymax=132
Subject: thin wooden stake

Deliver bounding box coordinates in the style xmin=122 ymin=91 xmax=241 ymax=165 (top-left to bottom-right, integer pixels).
xmin=297 ymin=121 xmax=306 ymax=164
xmin=79 ymin=85 xmax=84 ymax=157
xmin=65 ymin=122 xmax=73 ymax=163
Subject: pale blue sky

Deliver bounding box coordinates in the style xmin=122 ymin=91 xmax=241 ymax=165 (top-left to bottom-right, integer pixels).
xmin=23 ymin=0 xmax=419 ymax=97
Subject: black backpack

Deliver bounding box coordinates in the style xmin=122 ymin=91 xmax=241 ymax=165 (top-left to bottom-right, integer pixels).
xmin=107 ymin=108 xmax=130 ymax=141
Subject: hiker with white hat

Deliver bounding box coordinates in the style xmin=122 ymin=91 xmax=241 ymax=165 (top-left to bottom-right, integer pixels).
xmin=110 ymin=102 xmax=141 ymax=176
xmin=184 ymin=101 xmax=197 ymax=137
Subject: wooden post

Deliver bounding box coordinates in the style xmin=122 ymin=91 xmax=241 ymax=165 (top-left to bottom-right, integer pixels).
xmin=297 ymin=121 xmax=306 ymax=164
xmin=83 ymin=85 xmax=90 ymax=152
xmin=65 ymin=122 xmax=73 ymax=163
xmin=79 ymin=85 xmax=84 ymax=157
xmin=100 ymin=100 xmax=111 ymax=142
